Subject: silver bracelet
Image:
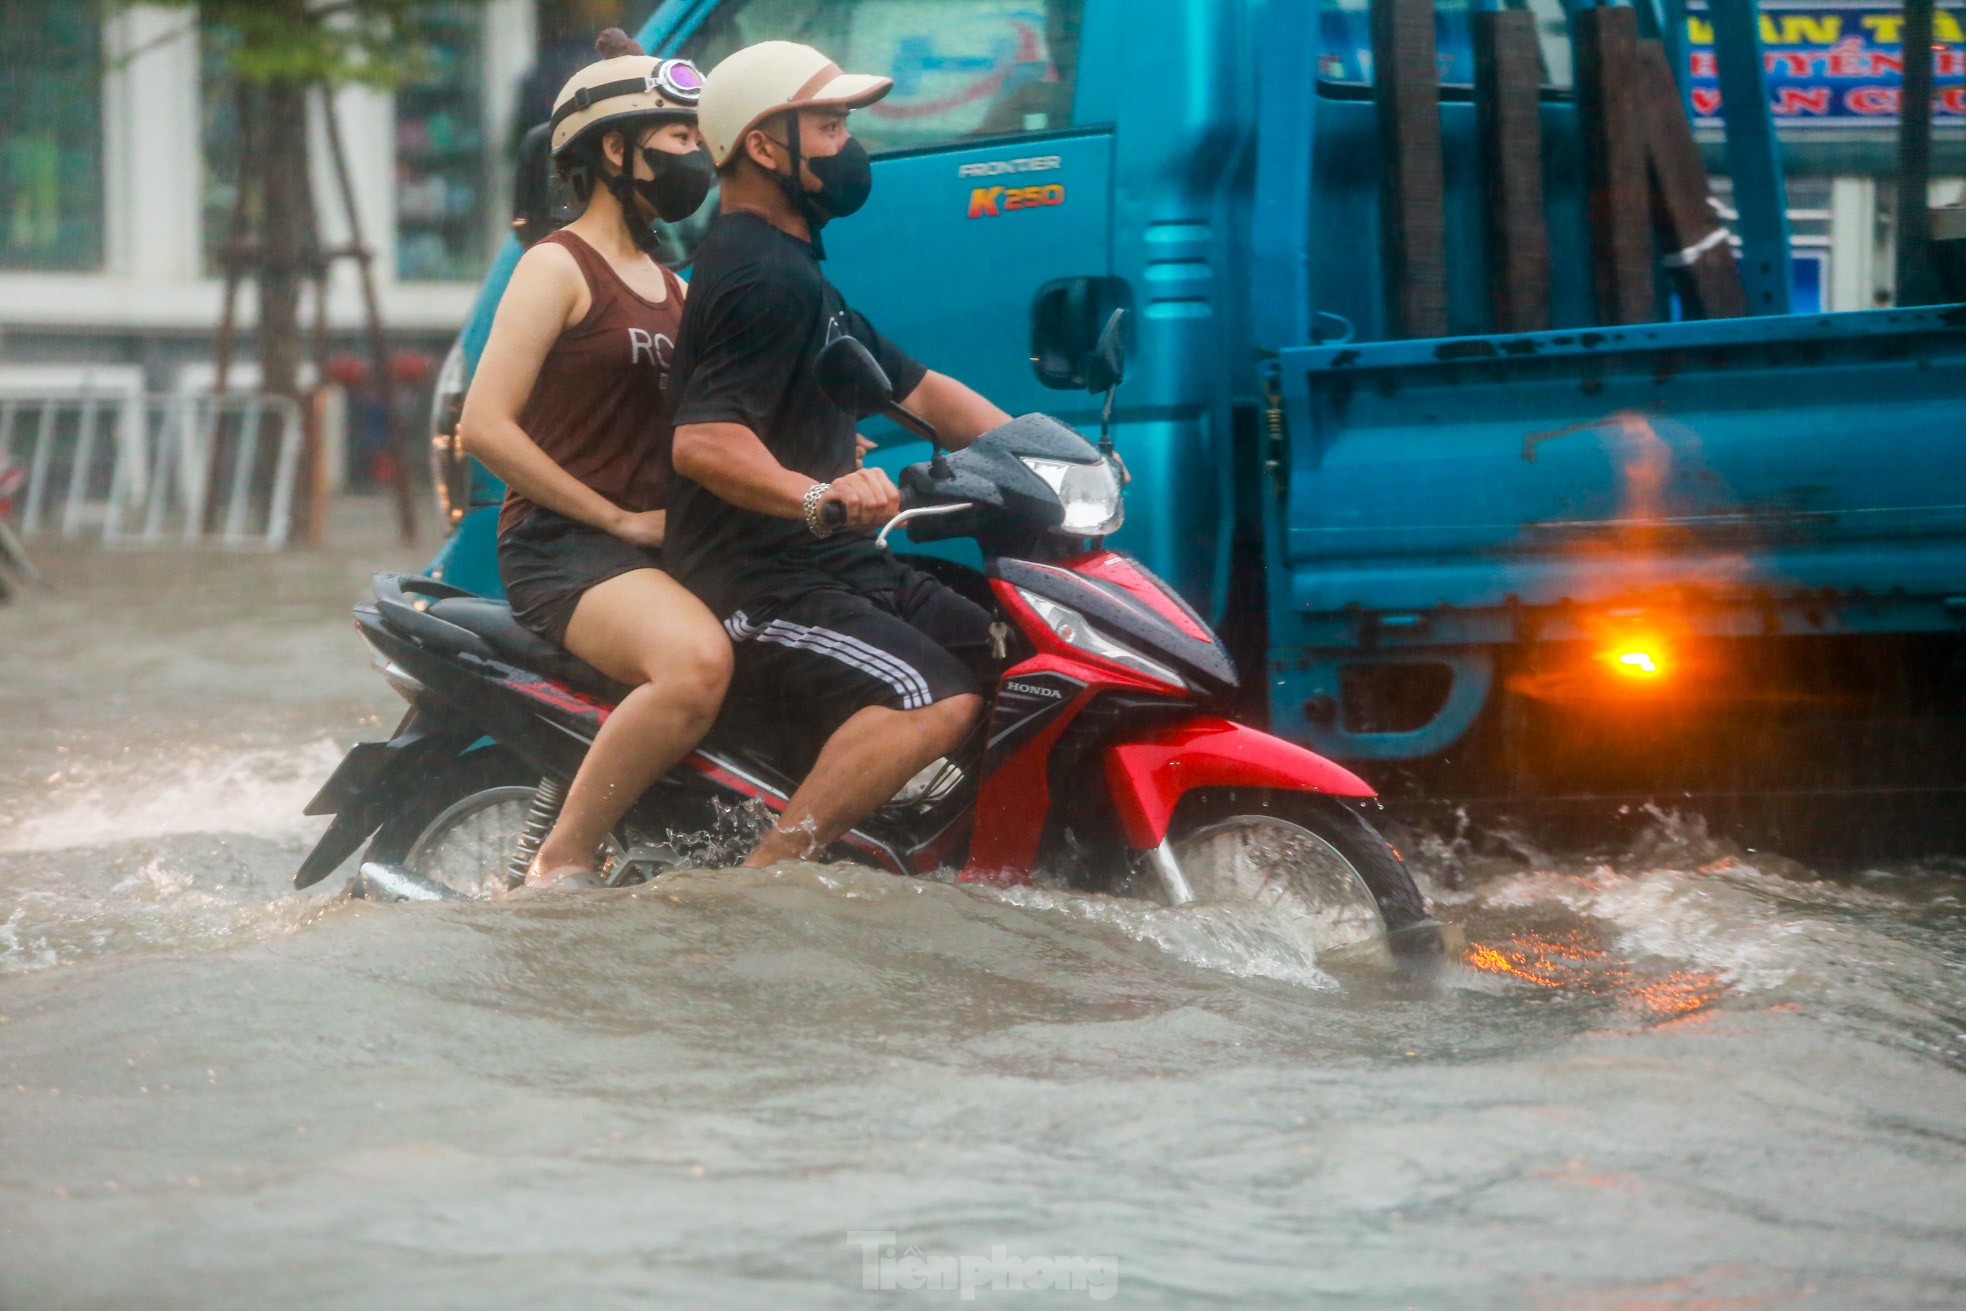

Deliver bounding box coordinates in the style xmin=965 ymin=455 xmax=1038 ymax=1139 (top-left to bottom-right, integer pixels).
xmin=802 ymin=481 xmax=835 ymax=538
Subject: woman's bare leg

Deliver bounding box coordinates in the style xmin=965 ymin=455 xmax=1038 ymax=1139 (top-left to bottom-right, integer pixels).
xmin=527 ymin=569 xmax=731 ymax=884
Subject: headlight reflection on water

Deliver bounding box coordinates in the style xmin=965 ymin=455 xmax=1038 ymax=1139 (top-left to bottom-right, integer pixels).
xmin=1462 ymin=928 xmax=1726 ymax=1018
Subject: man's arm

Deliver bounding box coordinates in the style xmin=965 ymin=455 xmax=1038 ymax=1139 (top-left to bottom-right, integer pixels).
xmin=673 ymin=422 xmax=899 ymax=529
xmin=671 ymin=423 xmax=809 ymax=516
xmin=895 ymin=370 xmax=1010 ymax=450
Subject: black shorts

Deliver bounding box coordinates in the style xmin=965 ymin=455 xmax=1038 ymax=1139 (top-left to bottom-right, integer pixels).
xmin=498 ymin=509 xmax=663 ymax=645
xmin=722 ymin=568 xmax=994 ymax=771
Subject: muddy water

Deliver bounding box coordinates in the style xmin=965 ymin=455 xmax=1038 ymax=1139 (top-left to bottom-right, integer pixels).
xmin=3 ymin=512 xmax=1964 ymax=1309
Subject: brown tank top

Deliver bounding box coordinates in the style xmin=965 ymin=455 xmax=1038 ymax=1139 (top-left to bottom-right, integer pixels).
xmin=498 ymin=229 xmax=685 ymax=538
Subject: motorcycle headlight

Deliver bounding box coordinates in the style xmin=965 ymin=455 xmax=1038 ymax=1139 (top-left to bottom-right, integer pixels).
xmin=1016 ymin=588 xmax=1184 ymax=689
xmin=1019 ymin=455 xmax=1124 ymax=537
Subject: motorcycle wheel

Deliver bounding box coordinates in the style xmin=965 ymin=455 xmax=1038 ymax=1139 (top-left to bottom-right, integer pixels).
xmin=1164 ymin=790 xmax=1430 ymax=951
xmin=361 ymin=750 xmax=619 ymax=899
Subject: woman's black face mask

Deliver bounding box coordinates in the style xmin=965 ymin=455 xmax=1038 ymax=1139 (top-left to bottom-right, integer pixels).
xmin=634 ymin=144 xmax=715 ymax=223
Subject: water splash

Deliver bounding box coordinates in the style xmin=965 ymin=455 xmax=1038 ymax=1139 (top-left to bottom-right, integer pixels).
xmin=0 ymin=740 xmax=344 ymax=853
xmin=982 ymin=884 xmax=1340 ymax=989
xmin=0 ymin=845 xmax=345 ymax=976
xmin=0 ymin=738 xmax=361 ymax=975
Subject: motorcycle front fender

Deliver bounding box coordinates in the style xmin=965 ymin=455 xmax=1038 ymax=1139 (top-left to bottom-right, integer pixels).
xmin=1102 ymin=716 xmax=1376 ymax=850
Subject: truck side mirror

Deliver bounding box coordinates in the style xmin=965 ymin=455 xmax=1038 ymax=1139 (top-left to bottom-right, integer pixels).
xmin=1030 ymin=276 xmax=1134 ymax=391
xmin=815 ymin=335 xmax=895 ymax=419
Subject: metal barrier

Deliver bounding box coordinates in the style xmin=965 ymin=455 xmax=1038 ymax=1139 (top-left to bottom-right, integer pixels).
xmin=0 ymin=388 xmax=301 ymax=549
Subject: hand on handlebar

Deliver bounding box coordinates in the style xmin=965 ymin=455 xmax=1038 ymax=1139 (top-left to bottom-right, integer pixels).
xmin=820 ymin=467 xmax=900 ymax=532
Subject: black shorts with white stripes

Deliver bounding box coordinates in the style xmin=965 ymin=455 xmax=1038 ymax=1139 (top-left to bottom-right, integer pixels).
xmin=721 ymin=568 xmax=994 ymax=773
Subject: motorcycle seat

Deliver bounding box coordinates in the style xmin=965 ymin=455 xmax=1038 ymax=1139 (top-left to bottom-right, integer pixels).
xmin=425 ymin=597 xmax=632 ymax=702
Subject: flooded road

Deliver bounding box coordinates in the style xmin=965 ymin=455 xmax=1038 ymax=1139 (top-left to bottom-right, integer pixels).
xmin=3 ymin=508 xmax=1964 ymax=1309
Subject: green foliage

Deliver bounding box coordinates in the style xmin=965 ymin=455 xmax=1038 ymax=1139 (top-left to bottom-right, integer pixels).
xmin=118 ymin=0 xmax=490 ymax=87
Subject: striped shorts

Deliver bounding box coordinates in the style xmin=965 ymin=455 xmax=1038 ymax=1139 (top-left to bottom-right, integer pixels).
xmin=721 ymin=569 xmax=993 ymax=771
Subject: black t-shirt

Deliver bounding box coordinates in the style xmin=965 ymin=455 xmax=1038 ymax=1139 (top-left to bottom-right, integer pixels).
xmin=661 ymin=211 xmax=927 ymax=618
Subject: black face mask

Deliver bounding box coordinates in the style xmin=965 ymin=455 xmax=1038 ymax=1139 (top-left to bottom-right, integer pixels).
xmin=773 ymin=113 xmax=873 ymax=258
xmin=635 ymin=145 xmax=714 ymax=224
xmin=805 ymin=137 xmax=872 ymax=221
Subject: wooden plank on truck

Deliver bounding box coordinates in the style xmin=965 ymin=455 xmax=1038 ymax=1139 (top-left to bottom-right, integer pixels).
xmin=1635 ymin=38 xmax=1747 ymax=319
xmin=1573 ymin=5 xmax=1654 ymax=325
xmin=1473 ymin=8 xmax=1551 ymax=333
xmin=1896 ymin=0 xmax=1940 ymax=304
xmin=1371 ymin=0 xmax=1450 ymax=338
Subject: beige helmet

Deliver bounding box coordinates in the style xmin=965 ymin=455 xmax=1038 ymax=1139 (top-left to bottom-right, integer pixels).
xmin=699 ymin=41 xmax=893 ymax=168
xmin=549 ymin=53 xmax=704 ymax=157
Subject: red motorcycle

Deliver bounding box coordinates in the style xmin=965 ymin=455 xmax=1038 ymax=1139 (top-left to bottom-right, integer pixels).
xmin=297 ymin=320 xmax=1438 ymax=957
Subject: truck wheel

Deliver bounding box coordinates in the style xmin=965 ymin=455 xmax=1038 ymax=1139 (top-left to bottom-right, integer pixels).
xmin=1164 ymin=790 xmax=1433 ymax=952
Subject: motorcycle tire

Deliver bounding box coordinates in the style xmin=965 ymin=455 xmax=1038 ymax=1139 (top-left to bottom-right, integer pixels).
xmin=1162 ymin=789 xmax=1435 ymax=950
xmin=361 ymin=748 xmax=563 ymax=899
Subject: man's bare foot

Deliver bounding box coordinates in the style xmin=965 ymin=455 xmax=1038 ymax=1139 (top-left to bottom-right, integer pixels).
xmin=741 ymin=817 xmax=822 ymax=868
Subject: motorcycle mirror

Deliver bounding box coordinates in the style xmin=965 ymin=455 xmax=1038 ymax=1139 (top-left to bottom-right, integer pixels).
xmin=510 ymin=121 xmax=576 ymax=248
xmin=815 ymin=335 xmax=895 ymax=419
xmin=1087 ymin=308 xmax=1127 ymax=394
xmin=817 ymin=333 xmax=953 ymax=477
xmin=1029 ymin=276 xmax=1132 ymax=391
xmin=1089 ymin=308 xmax=1126 ymax=456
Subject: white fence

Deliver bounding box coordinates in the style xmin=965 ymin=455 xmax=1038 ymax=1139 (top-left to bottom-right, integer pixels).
xmin=0 ymin=375 xmax=301 ymax=550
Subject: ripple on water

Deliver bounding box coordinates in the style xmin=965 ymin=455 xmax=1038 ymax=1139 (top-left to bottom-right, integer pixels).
xmin=9 ymin=522 xmax=1966 ymax=1307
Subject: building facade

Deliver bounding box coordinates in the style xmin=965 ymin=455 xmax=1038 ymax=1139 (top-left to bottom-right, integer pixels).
xmin=0 ymin=0 xmax=540 ymax=389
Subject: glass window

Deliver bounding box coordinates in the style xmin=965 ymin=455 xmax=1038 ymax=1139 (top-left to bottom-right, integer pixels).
xmin=395 ymin=4 xmax=490 ymax=281
xmin=0 ymin=0 xmax=105 ymax=270
xmin=679 ymin=0 xmax=1085 ymax=154
xmin=199 ymin=22 xmax=246 ymax=275
xmin=1317 ymin=0 xmax=1574 ymax=91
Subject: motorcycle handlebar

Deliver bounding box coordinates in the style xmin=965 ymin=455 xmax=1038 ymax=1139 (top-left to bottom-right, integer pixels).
xmin=819 ymin=478 xmax=922 ymax=534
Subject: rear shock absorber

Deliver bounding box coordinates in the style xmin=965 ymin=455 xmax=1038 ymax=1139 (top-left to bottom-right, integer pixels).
xmin=507 ymin=776 xmax=568 ymax=887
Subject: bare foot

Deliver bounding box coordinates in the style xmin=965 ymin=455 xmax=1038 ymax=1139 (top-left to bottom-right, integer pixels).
xmin=741 ymin=817 xmax=821 ymax=868
xmin=524 ymin=863 xmax=604 ymax=890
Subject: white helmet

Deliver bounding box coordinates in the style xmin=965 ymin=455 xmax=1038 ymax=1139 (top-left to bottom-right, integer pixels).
xmin=699 ymin=40 xmax=892 ymax=168
xmin=550 ymin=53 xmax=703 ymax=157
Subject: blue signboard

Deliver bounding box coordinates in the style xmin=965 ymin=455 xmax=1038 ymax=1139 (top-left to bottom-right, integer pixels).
xmin=1312 ymin=0 xmax=1965 ymax=130
xmin=1688 ymin=2 xmax=1961 ymax=126
xmin=1314 ymin=4 xmax=1477 ymax=86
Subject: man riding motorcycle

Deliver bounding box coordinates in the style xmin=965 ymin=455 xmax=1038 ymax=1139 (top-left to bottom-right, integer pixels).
xmin=664 ymin=41 xmax=1015 ymax=868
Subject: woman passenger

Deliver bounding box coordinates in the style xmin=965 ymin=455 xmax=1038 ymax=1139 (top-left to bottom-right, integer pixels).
xmin=458 ymin=31 xmax=726 ymax=887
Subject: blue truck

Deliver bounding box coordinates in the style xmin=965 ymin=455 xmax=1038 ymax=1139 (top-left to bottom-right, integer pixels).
xmin=424 ymin=0 xmax=1966 ymax=852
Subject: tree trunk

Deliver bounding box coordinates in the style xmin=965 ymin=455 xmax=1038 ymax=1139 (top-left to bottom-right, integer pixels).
xmin=239 ymin=80 xmax=311 ymax=542
xmin=257 ymin=80 xmax=309 ymax=404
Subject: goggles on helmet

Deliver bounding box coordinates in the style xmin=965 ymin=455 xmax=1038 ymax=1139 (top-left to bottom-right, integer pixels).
xmin=647 ymin=58 xmax=703 ymax=105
